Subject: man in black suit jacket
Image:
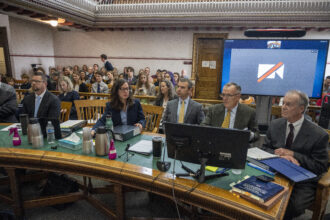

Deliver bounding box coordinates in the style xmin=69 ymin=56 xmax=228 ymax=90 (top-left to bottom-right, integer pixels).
xmin=0 ymin=87 xmax=17 ymax=123
xmin=100 ymin=54 xmax=114 ymax=71
xmin=21 ymin=72 xmax=61 ymax=139
xmin=262 ymin=90 xmax=328 ymax=219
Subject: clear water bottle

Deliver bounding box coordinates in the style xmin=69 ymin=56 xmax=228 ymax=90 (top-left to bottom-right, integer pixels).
xmin=46 ymin=121 xmax=55 ymax=145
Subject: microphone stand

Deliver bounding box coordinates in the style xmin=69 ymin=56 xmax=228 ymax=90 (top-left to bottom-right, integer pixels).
xmin=118 ymin=144 xmax=134 ymax=162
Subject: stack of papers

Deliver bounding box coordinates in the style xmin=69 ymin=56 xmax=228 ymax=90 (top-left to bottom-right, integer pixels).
xmin=247 ymin=147 xmax=279 ymax=160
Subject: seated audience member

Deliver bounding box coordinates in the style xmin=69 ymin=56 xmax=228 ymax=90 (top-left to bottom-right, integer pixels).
xmin=127 ymin=67 xmax=137 ymax=85
xmin=0 ymin=74 xmax=15 ymax=93
xmin=134 ymin=71 xmax=156 ymax=96
xmin=164 ymin=71 xmax=176 ymax=86
xmin=6 ymin=77 xmax=18 ymax=89
xmin=91 ymin=79 xmax=146 ymax=136
xmin=20 ymin=73 xmax=31 ymax=90
xmin=323 ymin=75 xmax=330 ymax=93
xmin=91 ymin=71 xmax=109 ymax=99
xmin=73 ymin=65 xmax=79 ymax=73
xmin=118 ymin=73 xmax=125 ymax=80
xmin=173 ymin=72 xmax=180 ymax=87
xmin=154 ymin=71 xmax=163 ymax=87
xmin=72 ymin=72 xmax=89 ymax=93
xmin=21 ymin=72 xmax=61 ymax=136
xmin=100 ymin=54 xmax=114 ymax=71
xmin=82 ymin=64 xmax=88 ymax=74
xmin=79 ymin=70 xmax=87 ymax=83
xmin=86 ymin=66 xmax=94 ymax=83
xmin=48 ymin=72 xmax=60 ymax=91
xmin=144 ymin=67 xmax=153 ymax=84
xmin=0 ymin=87 xmax=18 ymax=123
xmin=201 ymin=82 xmax=259 ymax=142
xmin=105 ymin=71 xmax=115 ymax=86
xmin=239 ymin=95 xmax=255 ymax=105
xmin=180 ymin=69 xmax=189 ymax=79
xmin=64 ymin=66 xmax=73 ymax=79
xmin=261 ymin=90 xmax=328 ymax=220
xmin=93 ymin=64 xmax=99 ymax=73
xmin=163 ymin=78 xmax=204 ymax=124
xmin=112 ymin=67 xmax=119 ymax=80
xmin=58 ymin=76 xmax=80 ymax=119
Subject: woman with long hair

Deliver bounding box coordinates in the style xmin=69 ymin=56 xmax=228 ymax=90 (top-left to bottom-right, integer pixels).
xmin=134 ymin=71 xmax=155 ymax=96
xmin=155 ymin=80 xmax=177 ymax=109
xmin=58 ymin=76 xmax=80 ymax=119
xmin=91 ymin=79 xmax=146 ymax=136
xmin=72 ymin=72 xmax=89 ymax=93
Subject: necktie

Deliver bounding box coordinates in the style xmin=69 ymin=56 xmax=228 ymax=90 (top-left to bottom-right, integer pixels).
xmin=97 ymin=83 xmax=101 ymax=93
xmin=34 ymin=96 xmax=41 ymax=118
xmin=286 ymin=123 xmax=294 ymax=148
xmin=221 ymin=111 xmax=231 ymax=128
xmin=178 ymin=101 xmax=185 ymax=123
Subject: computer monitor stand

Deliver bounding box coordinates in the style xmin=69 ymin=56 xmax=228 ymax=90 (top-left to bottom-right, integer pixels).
xmin=175 ymin=151 xmax=229 ymax=183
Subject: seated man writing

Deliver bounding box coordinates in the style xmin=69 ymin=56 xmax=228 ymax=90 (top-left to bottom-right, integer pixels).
xmin=201 ymin=82 xmax=259 ymax=142
xmin=262 ymin=90 xmax=328 ymax=219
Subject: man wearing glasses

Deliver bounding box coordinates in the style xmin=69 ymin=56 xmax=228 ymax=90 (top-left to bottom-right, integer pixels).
xmin=201 ymin=82 xmax=259 ymax=142
xmin=21 ymin=72 xmax=61 ymax=138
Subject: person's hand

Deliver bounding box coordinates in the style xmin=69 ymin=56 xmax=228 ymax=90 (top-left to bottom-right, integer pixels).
xmin=134 ymin=123 xmax=143 ymax=131
xmin=281 ymin=155 xmax=300 ymax=166
xmin=274 ymin=148 xmax=294 ymax=157
xmin=60 ymin=109 xmax=67 ymax=113
xmin=91 ymin=130 xmax=95 ymax=137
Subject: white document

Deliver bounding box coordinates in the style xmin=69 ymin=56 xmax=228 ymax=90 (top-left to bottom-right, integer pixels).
xmin=128 ymin=140 xmax=153 ymax=155
xmin=247 ymin=147 xmax=279 ymax=160
xmin=1 ymin=123 xmax=21 ymax=131
xmin=209 ymin=61 xmax=216 ymax=69
xmin=60 ymin=120 xmax=85 ymax=128
xmin=202 ymin=61 xmax=209 ymax=68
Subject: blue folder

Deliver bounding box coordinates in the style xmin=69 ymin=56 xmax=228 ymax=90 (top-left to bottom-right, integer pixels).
xmin=260 ymin=158 xmax=316 ymax=182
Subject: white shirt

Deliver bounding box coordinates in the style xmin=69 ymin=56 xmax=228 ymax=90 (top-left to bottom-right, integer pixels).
xmin=286 ymin=115 xmax=304 ymax=143
xmin=177 ymin=97 xmax=190 ymax=122
xmin=224 ymin=104 xmax=238 ymax=129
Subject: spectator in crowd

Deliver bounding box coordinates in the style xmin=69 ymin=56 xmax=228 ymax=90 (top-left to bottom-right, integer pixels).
xmin=82 ymin=64 xmax=88 ymax=74
xmin=91 ymin=71 xmax=109 ymax=99
xmin=164 ymin=71 xmax=176 ymax=86
xmin=262 ymin=90 xmax=328 ymax=219
xmin=48 ymin=72 xmax=60 ymax=91
xmin=79 ymin=70 xmax=87 ymax=83
xmin=0 ymin=86 xmax=18 ymax=123
xmin=86 ymin=66 xmax=94 ymax=83
xmin=201 ymin=82 xmax=259 ymax=142
xmin=100 ymin=67 xmax=107 ymax=76
xmin=173 ymin=72 xmax=180 ymax=87
xmin=154 ymin=71 xmax=163 ymax=87
xmin=64 ymin=66 xmax=73 ymax=79
xmin=127 ymin=67 xmax=137 ymax=85
xmin=118 ymin=73 xmax=125 ymax=80
xmin=93 ymin=64 xmax=99 ymax=73
xmin=73 ymin=65 xmax=80 ymax=72
xmin=72 ymin=72 xmax=89 ymax=93
xmin=323 ymin=75 xmax=330 ymax=93
xmin=163 ymin=78 xmax=204 ymax=124
xmin=58 ymin=76 xmax=80 ymax=119
xmin=6 ymin=77 xmax=18 ymax=89
xmin=100 ymin=54 xmax=114 ymax=71
xmin=105 ymin=71 xmax=115 ymax=86
xmin=0 ymin=74 xmax=15 ymax=93
xmin=20 ymin=73 xmax=31 ymax=90
xmin=112 ymin=67 xmax=119 ymax=80
xmin=91 ymin=79 xmax=146 ymax=136
xmin=144 ymin=66 xmax=153 ymax=84
xmin=134 ymin=71 xmax=156 ymax=96
xmin=239 ymin=95 xmax=255 ymax=105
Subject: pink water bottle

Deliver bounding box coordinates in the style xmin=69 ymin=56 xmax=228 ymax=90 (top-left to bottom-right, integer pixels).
xmin=9 ymin=127 xmax=21 ymax=146
xmin=108 ymin=139 xmax=117 ymax=160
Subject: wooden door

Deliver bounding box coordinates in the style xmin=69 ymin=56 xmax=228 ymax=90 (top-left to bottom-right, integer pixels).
xmin=192 ymin=33 xmax=227 ymax=99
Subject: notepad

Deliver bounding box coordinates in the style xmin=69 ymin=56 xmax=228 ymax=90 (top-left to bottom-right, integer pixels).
xmin=247 ymin=147 xmax=279 ymax=160
xmin=128 ymin=140 xmax=153 ymax=155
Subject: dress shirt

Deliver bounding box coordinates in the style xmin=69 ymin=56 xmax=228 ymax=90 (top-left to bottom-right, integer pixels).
xmin=177 ymin=97 xmax=190 ymax=121
xmin=286 ymin=115 xmax=304 ymax=143
xmin=35 ymin=90 xmax=46 ymax=105
xmin=120 ymin=106 xmax=128 ymax=125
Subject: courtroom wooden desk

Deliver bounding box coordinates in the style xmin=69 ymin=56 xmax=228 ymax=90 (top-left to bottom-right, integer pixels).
xmin=0 ymin=125 xmax=292 ymax=220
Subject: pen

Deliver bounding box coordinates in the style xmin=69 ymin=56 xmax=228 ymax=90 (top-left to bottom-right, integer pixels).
xmin=247 ymin=163 xmax=275 ymax=176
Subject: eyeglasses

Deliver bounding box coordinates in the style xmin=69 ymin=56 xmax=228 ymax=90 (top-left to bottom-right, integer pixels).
xmin=220 ymin=93 xmax=239 ymax=98
xmin=119 ymin=87 xmax=129 ymax=92
xmin=31 ymin=80 xmax=44 ymax=84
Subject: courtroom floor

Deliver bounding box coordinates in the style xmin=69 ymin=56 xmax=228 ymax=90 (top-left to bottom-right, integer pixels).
xmin=0 ymin=175 xmax=329 ymax=220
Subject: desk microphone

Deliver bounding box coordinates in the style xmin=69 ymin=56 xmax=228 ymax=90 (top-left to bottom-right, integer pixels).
xmin=156 ymin=141 xmax=171 ymax=172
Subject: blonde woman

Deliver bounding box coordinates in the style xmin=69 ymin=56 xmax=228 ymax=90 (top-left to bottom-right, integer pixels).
xmin=58 ymin=76 xmax=80 ymax=119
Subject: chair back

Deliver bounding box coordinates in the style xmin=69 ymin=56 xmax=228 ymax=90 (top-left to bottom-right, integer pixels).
xmin=74 ymin=99 xmax=108 ymax=125
xmin=141 ymin=104 xmax=164 ymax=133
xmin=60 ymin=102 xmax=72 ymax=122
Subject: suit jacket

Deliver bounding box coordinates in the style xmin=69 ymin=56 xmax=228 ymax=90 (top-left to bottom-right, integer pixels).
xmin=262 ymin=118 xmax=328 ymax=178
xmin=0 ymin=88 xmax=18 ymax=123
xmin=92 ymin=82 xmax=109 ymax=94
xmin=93 ymin=99 xmax=146 ymax=130
xmin=104 ymin=60 xmax=114 ymax=71
xmin=0 ymin=82 xmax=15 ymax=93
xmin=201 ymin=103 xmax=259 ymax=141
xmin=163 ymin=98 xmax=205 ymax=125
xmin=21 ymin=90 xmax=61 ymax=138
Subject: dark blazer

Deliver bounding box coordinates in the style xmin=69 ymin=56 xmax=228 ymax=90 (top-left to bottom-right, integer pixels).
xmin=58 ymin=91 xmax=80 ymax=120
xmin=127 ymin=76 xmax=137 ymax=85
xmin=201 ymin=103 xmax=259 ymax=142
xmin=163 ymin=98 xmax=205 ymax=125
xmin=0 ymin=88 xmax=18 ymax=123
xmin=104 ymin=60 xmax=114 ymax=71
xmin=79 ymin=83 xmax=89 ymax=93
xmin=92 ymin=99 xmax=146 ymax=131
xmin=21 ymin=90 xmax=61 ymax=138
xmin=262 ymin=117 xmax=328 ymax=177
xmin=20 ymin=82 xmax=31 ymax=90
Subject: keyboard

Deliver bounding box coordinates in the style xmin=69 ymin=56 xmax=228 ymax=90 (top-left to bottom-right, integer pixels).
xmin=260 ymin=158 xmax=316 ymax=182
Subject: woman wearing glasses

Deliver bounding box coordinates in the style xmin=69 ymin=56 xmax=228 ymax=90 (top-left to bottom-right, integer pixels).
xmin=91 ymin=79 xmax=146 ymax=136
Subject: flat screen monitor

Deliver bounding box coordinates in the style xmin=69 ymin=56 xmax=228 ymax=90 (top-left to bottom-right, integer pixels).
xmin=164 ymin=122 xmax=250 ymax=169
xmin=222 ymin=39 xmax=329 ymax=98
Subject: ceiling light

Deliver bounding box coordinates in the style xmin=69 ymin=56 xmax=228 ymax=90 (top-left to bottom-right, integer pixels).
xmin=49 ymin=20 xmax=58 ymax=27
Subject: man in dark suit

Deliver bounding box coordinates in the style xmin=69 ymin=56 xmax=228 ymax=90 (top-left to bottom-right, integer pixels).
xmin=201 ymin=82 xmax=259 ymax=142
xmin=100 ymin=54 xmax=114 ymax=71
xmin=21 ymin=72 xmax=61 ymax=139
xmin=163 ymin=78 xmax=204 ymax=124
xmin=262 ymin=90 xmax=328 ymax=219
xmin=0 ymin=87 xmax=17 ymax=123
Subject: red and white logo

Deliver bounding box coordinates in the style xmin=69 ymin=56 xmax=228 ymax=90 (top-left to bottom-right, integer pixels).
xmin=257 ymin=62 xmax=284 ymax=83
